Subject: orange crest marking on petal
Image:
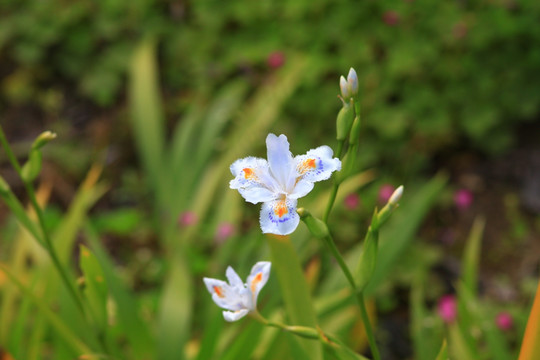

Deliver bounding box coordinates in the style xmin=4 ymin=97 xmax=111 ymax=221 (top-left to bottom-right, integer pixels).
xmin=298 ymin=158 xmax=317 ymax=174
xmin=243 ymin=168 xmax=257 ymax=180
xmin=213 ymin=286 xmax=225 ymax=298
xmin=274 ymin=200 xmax=288 ymax=218
xmin=251 ymin=272 xmax=263 ymax=293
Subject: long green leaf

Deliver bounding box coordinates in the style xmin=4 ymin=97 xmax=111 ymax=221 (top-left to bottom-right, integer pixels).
xmin=169 ymin=80 xmax=248 ymax=213
xmin=458 ymin=282 xmax=512 ymax=360
xmin=85 ymin=224 xmax=154 ymax=359
xmin=79 ymin=245 xmax=108 ymax=330
xmin=411 ymin=272 xmax=443 ymax=360
xmin=435 ymin=339 xmax=448 ymax=360
xmin=455 ymin=217 xmax=487 ymax=360
xmin=462 ymin=216 xmax=485 ymax=297
xmin=220 ymin=321 xmax=266 ymax=360
xmin=156 ymin=230 xmax=193 ymax=360
xmin=319 ymin=174 xmax=447 ymax=295
xmin=189 ymin=56 xmax=308 ymax=228
xmin=0 ymin=190 xmax=43 ymax=245
xmin=267 ymin=234 xmax=323 ymax=360
xmin=365 ymin=174 xmax=447 ymax=295
xmin=448 ymin=322 xmax=476 ymax=360
xmin=128 ymin=37 xmax=167 ymax=207
xmin=0 ymin=264 xmax=93 ymax=356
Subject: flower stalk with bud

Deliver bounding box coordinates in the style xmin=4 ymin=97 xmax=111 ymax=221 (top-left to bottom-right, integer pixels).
xmin=0 ymin=126 xmax=111 ymax=353
xmin=220 ymin=66 xmax=404 ymax=360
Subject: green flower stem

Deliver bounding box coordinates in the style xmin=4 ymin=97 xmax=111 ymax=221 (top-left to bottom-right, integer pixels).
xmin=251 ymin=311 xmax=316 ymax=339
xmin=0 ymin=126 xmax=87 ymax=318
xmin=251 ymin=311 xmax=368 ymax=358
xmin=323 ymin=184 xmax=339 ymax=223
xmin=335 ymin=139 xmax=345 ymax=159
xmin=322 ymin=139 xmax=345 ymax=223
xmin=320 ymin=233 xmax=381 ymax=360
xmin=0 ymin=126 xmax=112 ymax=354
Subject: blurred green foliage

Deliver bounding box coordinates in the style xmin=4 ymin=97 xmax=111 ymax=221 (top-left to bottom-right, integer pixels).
xmin=2 ymin=0 xmax=540 ymax=173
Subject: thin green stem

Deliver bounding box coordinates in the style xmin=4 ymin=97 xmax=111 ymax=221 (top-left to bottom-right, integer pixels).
xmin=356 ymin=291 xmax=380 ymax=360
xmin=0 ymin=126 xmax=112 ymax=354
xmin=321 ymin=234 xmax=381 ymax=360
xmin=323 ymin=184 xmax=339 ymax=223
xmin=0 ymin=127 xmax=24 ymax=174
xmin=321 ymin=235 xmax=356 ymax=288
xmin=335 ymin=139 xmax=345 ymax=159
xmin=322 ymin=140 xmax=345 ymax=223
xmin=0 ymin=127 xmax=86 ymax=316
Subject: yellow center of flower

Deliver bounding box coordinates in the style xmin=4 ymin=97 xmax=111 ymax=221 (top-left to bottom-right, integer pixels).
xmin=251 ymin=272 xmax=263 ymax=293
xmin=274 ymin=200 xmax=288 ymax=218
xmin=213 ymin=286 xmax=224 ymax=298
xmin=243 ymin=168 xmax=257 ymax=180
xmin=298 ymin=158 xmax=317 ymax=174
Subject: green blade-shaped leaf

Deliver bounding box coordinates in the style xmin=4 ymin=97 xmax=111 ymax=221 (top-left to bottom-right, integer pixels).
xmin=0 ymin=264 xmax=92 ymax=356
xmin=456 ymin=218 xmax=486 ymax=359
xmin=267 ymin=234 xmax=323 ymax=360
xmin=156 ymin=237 xmax=193 ymax=360
xmin=448 ymin=322 xmax=476 ymax=360
xmin=320 ymin=174 xmax=447 ymax=296
xmin=365 ymin=174 xmax=448 ymax=295
xmin=220 ymin=321 xmax=265 ymax=360
xmin=435 ymin=339 xmax=448 ymax=360
xmin=457 ymin=282 xmax=512 ymax=360
xmin=84 ymin=224 xmax=154 ymax=359
xmin=79 ymin=245 xmax=108 ymax=329
xmin=189 ymin=56 xmax=308 ymax=228
xmin=355 ymin=213 xmax=378 ymax=291
xmin=0 ymin=190 xmax=44 ymax=245
xmin=411 ymin=272 xmax=443 ymax=360
xmin=128 ymin=37 xmax=166 ymax=206
xmin=462 ymin=216 xmax=485 ymax=297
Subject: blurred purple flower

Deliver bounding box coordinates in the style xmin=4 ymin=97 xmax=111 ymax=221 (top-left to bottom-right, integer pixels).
xmin=267 ymin=52 xmax=285 ymax=69
xmin=454 ymin=188 xmax=473 ymax=210
xmin=215 ymin=222 xmax=236 ymax=243
xmin=382 ymin=11 xmax=400 ymax=26
xmin=344 ymin=193 xmax=360 ymax=210
xmin=495 ymin=312 xmax=513 ymax=331
xmin=378 ymin=184 xmax=396 ymax=204
xmin=437 ymin=295 xmax=457 ymax=324
xmin=179 ymin=211 xmax=197 ymax=227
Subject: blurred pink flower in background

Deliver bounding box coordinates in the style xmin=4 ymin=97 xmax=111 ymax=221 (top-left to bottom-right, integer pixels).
xmin=344 ymin=193 xmax=360 ymax=210
xmin=179 ymin=211 xmax=197 ymax=227
xmin=267 ymin=51 xmax=285 ymax=69
xmin=437 ymin=295 xmax=457 ymax=323
xmin=215 ymin=222 xmax=236 ymax=243
xmin=454 ymin=188 xmax=473 ymax=210
xmin=378 ymin=184 xmax=396 ymax=204
xmin=382 ymin=11 xmax=400 ymax=26
xmin=495 ymin=312 xmax=514 ymax=331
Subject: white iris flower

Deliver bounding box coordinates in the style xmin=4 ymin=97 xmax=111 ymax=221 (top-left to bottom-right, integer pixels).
xmin=230 ymin=133 xmax=341 ymax=235
xmin=203 ymin=262 xmax=271 ymax=322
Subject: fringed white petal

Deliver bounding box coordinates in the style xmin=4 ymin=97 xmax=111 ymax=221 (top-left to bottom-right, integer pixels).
xmin=295 ymin=145 xmax=341 ymax=183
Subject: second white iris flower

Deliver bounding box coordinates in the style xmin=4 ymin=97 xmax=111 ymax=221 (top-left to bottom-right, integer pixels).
xmin=230 ymin=133 xmax=341 ymax=235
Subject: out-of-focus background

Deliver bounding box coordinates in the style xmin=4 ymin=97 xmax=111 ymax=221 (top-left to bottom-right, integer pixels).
xmin=1 ymin=1 xmax=539 ymax=359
